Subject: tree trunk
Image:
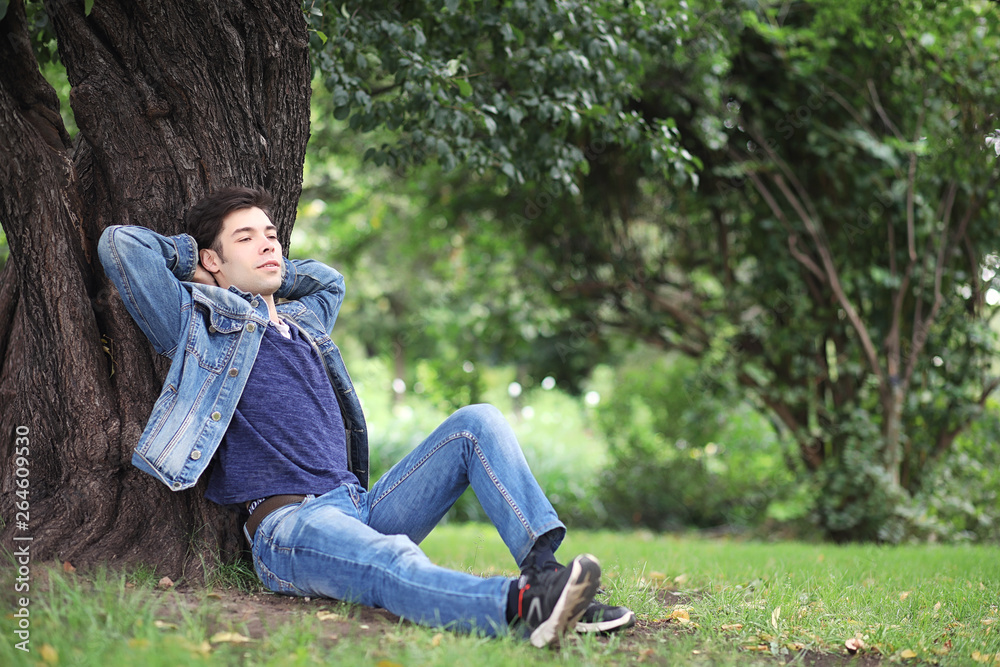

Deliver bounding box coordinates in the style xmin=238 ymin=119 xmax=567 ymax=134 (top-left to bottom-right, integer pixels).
xmin=0 ymin=0 xmax=311 ymax=579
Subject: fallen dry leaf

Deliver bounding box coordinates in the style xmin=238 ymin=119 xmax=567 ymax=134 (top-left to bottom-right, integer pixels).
xmin=637 ymin=648 xmax=656 ymax=662
xmin=62 ymin=561 xmax=76 ymax=573
xmin=157 ymin=576 xmax=174 ymax=590
xmin=206 ymin=592 xmax=222 ymax=600
xmin=900 ymin=648 xmax=917 ymax=659
xmin=743 ymin=644 xmax=769 ymax=652
xmin=169 ymin=637 xmax=211 ymax=656
xmin=154 ymin=619 xmax=179 ymax=630
xmin=720 ymin=623 xmax=744 ymax=632
xmin=40 ymin=644 xmax=58 ymax=665
xmin=316 ymin=611 xmax=344 ymax=621
xmin=845 ymin=636 xmax=865 ymax=653
xmin=431 ymin=633 xmax=444 ymax=647
xmin=668 ymin=609 xmax=690 ymax=622
xmin=899 ymin=591 xmax=911 ymax=601
xmin=209 ymin=631 xmax=251 ymax=644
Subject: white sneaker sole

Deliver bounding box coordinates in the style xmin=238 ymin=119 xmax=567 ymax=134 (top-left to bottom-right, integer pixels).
xmin=575 ymin=609 xmax=637 ymax=633
xmin=529 ymin=554 xmax=602 ymax=648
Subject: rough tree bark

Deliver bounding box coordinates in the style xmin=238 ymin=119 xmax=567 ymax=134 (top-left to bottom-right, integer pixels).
xmin=0 ymin=0 xmax=311 ymax=578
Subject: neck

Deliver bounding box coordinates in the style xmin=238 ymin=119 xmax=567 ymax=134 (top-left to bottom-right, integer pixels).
xmin=263 ymin=295 xmax=280 ymax=323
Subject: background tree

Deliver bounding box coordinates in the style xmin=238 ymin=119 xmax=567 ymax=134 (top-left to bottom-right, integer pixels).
xmin=518 ymin=0 xmax=1000 ymax=540
xmin=303 ymin=0 xmax=1000 ymax=540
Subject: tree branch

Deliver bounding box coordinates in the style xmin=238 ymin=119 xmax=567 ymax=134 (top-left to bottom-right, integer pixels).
xmin=866 ymin=78 xmax=906 ymax=144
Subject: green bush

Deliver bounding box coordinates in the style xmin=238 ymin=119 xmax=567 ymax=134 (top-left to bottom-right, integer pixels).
xmin=592 ymin=350 xmax=793 ymax=532
xmin=908 ymin=401 xmax=1000 ymax=543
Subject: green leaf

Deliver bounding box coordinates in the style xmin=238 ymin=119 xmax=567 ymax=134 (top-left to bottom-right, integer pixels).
xmin=0 ymin=0 xmax=8 ymax=21
xmin=316 ymin=31 xmax=328 ymax=45
xmin=456 ymin=79 xmax=472 ymax=97
xmin=85 ymin=0 xmax=94 ymax=16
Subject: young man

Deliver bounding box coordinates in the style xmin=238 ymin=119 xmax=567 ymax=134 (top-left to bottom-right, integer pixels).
xmin=98 ymin=187 xmax=635 ymax=647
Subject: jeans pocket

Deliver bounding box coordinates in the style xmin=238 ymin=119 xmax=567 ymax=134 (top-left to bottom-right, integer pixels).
xmin=253 ymin=553 xmax=303 ymax=596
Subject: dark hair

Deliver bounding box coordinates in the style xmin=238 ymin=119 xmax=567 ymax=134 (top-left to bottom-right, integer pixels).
xmin=184 ymin=187 xmax=274 ymax=256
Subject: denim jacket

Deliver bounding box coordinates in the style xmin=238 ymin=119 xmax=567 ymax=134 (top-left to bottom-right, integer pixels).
xmin=98 ymin=225 xmax=369 ymax=492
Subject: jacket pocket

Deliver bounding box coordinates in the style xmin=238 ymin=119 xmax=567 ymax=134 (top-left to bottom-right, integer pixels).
xmin=185 ymin=307 xmax=240 ymax=373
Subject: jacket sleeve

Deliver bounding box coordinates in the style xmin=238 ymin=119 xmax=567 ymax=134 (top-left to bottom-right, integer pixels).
xmin=98 ymin=225 xmax=198 ymax=356
xmin=275 ymin=258 xmax=346 ymax=334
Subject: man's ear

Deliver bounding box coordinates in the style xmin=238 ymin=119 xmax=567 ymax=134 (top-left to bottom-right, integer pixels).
xmin=200 ymin=248 xmax=221 ymax=273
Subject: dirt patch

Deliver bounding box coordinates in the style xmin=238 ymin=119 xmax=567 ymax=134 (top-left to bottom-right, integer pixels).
xmin=160 ymin=585 xmax=404 ymax=644
xmin=656 ymin=588 xmax=697 ymax=607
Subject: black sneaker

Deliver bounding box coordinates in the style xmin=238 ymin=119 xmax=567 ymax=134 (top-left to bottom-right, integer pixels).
xmin=516 ymin=554 xmax=602 ymax=647
xmin=575 ymin=600 xmax=636 ymax=633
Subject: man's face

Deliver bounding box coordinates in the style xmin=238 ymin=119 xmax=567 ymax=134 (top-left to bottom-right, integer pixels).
xmin=200 ymin=207 xmax=283 ymax=296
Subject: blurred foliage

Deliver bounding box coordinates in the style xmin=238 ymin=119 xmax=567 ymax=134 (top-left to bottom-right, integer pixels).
xmin=295 ymin=79 xmax=622 ymax=400
xmin=591 ymin=348 xmax=795 ymax=532
xmin=910 ymin=399 xmax=1000 ymax=543
xmin=294 ymin=0 xmax=1000 ymax=541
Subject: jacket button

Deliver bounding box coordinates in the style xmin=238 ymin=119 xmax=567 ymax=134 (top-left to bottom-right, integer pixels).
xmin=171 ymin=481 xmax=181 ymax=489
xmin=190 ymin=450 xmax=202 ymax=460
xmin=211 ymin=411 xmax=222 ymax=421
xmin=251 ymin=300 xmax=259 ymax=308
xmin=246 ymin=322 xmax=257 ymax=333
xmin=228 ymin=368 xmax=238 ymax=377
xmin=209 ymin=324 xmax=217 ymax=333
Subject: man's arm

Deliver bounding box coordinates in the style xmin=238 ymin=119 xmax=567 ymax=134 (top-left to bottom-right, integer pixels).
xmin=275 ymin=258 xmax=346 ymax=334
xmin=98 ymin=225 xmax=201 ymax=356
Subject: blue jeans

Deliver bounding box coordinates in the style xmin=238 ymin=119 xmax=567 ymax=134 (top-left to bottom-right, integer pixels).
xmin=246 ymin=404 xmax=566 ymax=635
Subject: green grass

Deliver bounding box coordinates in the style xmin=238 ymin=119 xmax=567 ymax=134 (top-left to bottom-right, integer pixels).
xmin=2 ymin=526 xmax=998 ymax=666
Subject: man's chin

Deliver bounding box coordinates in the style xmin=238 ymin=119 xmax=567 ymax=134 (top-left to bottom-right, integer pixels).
xmin=258 ymin=280 xmax=283 ymax=297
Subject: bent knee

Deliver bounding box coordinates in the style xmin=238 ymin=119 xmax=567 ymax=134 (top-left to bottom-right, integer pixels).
xmin=453 ymin=403 xmax=506 ymax=429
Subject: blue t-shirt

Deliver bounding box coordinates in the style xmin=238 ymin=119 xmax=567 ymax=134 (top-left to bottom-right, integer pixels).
xmin=204 ymin=320 xmax=358 ymax=505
